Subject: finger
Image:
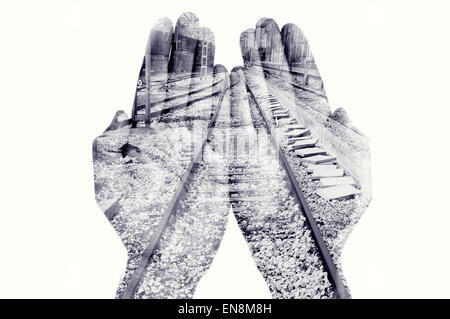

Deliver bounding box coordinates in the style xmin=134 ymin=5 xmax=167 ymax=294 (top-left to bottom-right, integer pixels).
xmin=214 ymin=64 xmax=230 ymax=103
xmin=280 ymin=23 xmax=309 ymax=68
xmin=240 ymin=20 xmax=302 ymax=125
xmin=132 ymin=17 xmax=174 ymax=127
xmin=188 ymin=26 xmax=216 ymax=119
xmin=190 ymin=62 xmax=227 ymax=164
xmin=153 ymin=12 xmax=200 ymax=118
xmin=240 ymin=28 xmax=271 ymax=98
xmin=157 ymin=14 xmax=218 ymax=124
xmin=280 ymin=23 xmax=324 ymax=91
xmin=147 ymin=17 xmax=174 ymax=120
xmin=106 ymin=110 xmax=130 ymax=132
xmin=207 ymin=64 xmax=230 ymax=158
xmin=230 ymin=66 xmax=243 ymax=89
xmin=213 ymin=64 xmax=229 ymax=91
xmin=93 ymin=110 xmax=130 ymax=161
xmin=169 ymin=12 xmax=199 ymax=75
xmin=240 ymin=28 xmax=258 ymax=66
xmin=254 ymin=18 xmax=292 ymax=82
xmin=149 ymin=17 xmax=174 ymax=78
xmin=229 ymin=66 xmax=253 ymax=128
xmin=193 ymin=27 xmax=215 ymax=77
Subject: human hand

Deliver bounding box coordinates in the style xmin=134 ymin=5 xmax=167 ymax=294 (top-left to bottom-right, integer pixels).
xmin=92 ymin=12 xmax=230 ymax=299
xmin=235 ymin=17 xmax=371 ymax=298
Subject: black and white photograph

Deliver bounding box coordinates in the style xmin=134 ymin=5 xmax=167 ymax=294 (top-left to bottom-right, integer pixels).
xmin=1 ymin=0 xmax=450 ymax=307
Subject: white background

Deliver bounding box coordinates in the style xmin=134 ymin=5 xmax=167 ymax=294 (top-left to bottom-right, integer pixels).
xmin=0 ymin=0 xmax=449 ymax=298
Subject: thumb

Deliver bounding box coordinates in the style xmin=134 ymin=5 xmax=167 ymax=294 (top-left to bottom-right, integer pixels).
xmin=105 ymin=110 xmax=130 ymax=132
xmin=92 ymin=110 xmax=129 ymax=161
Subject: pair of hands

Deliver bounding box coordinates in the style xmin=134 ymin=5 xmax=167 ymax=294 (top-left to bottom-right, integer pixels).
xmin=94 ymin=13 xmax=322 ymax=214
xmin=92 ymin=12 xmax=355 ymax=299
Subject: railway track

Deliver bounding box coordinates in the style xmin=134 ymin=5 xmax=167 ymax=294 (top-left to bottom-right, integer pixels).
xmin=118 ymin=82 xmax=231 ymax=299
xmin=229 ymin=70 xmax=349 ymax=298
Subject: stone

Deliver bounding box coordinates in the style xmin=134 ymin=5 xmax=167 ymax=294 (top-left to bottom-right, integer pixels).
xmin=316 ymin=184 xmax=360 ymax=200
xmin=295 ymin=147 xmax=327 ymax=157
xmin=302 ymin=154 xmax=336 ymax=164
xmin=290 ymin=138 xmax=318 ymax=150
xmin=319 ymin=176 xmax=356 ymax=187
xmin=285 ymin=129 xmax=310 ymax=138
xmin=311 ymin=168 xmax=344 ymax=179
xmin=120 ymin=143 xmax=141 ymax=158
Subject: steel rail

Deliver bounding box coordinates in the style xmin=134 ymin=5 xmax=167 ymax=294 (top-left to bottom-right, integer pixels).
xmin=118 ymin=85 xmax=230 ymax=299
xmin=245 ymin=79 xmax=350 ymax=299
xmin=258 ymin=65 xmax=328 ymax=99
xmin=270 ymin=74 xmax=328 ymax=99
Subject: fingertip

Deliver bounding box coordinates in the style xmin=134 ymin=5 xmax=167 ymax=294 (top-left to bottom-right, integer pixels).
xmin=153 ymin=17 xmax=173 ymax=30
xmin=200 ymin=26 xmax=215 ymax=44
xmin=281 ymin=23 xmax=302 ymax=35
xmin=240 ymin=28 xmax=255 ymax=42
xmin=150 ymin=17 xmax=174 ymax=55
xmin=106 ymin=110 xmax=130 ymax=132
xmin=176 ymin=12 xmax=199 ymax=28
xmin=230 ymin=67 xmax=244 ymax=86
xmin=231 ymin=66 xmax=244 ymax=74
xmin=255 ymin=17 xmax=280 ymax=32
xmin=113 ymin=110 xmax=129 ymax=123
xmin=255 ymin=17 xmax=271 ymax=27
xmin=213 ymin=64 xmax=229 ymax=90
xmin=214 ymin=64 xmax=228 ymax=74
xmin=280 ymin=23 xmax=308 ymax=64
xmin=255 ymin=18 xmax=283 ymax=64
xmin=170 ymin=12 xmax=201 ymax=75
xmin=329 ymin=108 xmax=351 ymax=126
